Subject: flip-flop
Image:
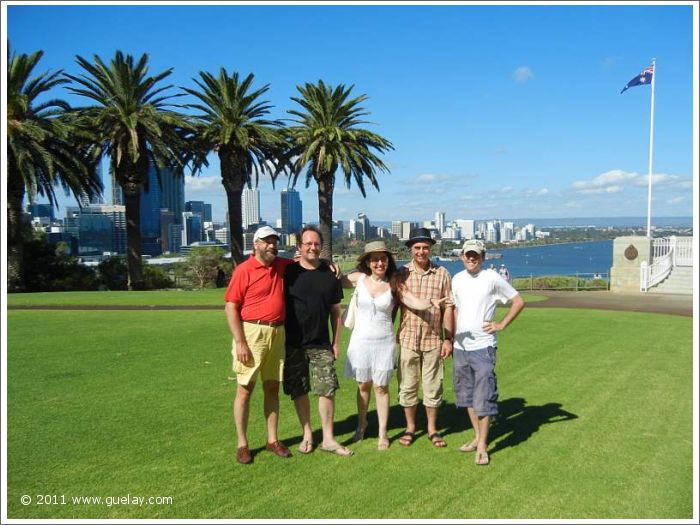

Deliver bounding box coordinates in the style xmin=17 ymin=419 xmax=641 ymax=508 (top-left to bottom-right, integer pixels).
xmin=429 ymin=432 xmax=447 ymax=448
xmin=459 ymin=441 xmax=478 ymax=453
xmin=475 ymin=451 xmax=490 ymax=466
xmin=319 ymin=444 xmax=354 ymax=456
xmin=398 ymin=431 xmax=416 ymax=446
xmin=298 ymin=440 xmax=314 ymax=454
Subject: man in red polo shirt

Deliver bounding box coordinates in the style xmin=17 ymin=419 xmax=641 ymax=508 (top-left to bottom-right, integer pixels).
xmin=225 ymin=226 xmax=293 ymax=464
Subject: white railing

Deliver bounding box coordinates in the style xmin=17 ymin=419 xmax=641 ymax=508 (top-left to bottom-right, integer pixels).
xmin=672 ymin=236 xmax=693 ymax=266
xmin=640 ymin=236 xmax=693 ymax=291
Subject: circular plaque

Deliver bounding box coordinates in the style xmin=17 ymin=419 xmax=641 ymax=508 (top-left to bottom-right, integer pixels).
xmin=624 ymin=244 xmax=638 ymax=261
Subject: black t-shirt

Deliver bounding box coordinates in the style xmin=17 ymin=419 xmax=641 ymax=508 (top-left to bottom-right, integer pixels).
xmin=284 ymin=261 xmax=343 ymax=350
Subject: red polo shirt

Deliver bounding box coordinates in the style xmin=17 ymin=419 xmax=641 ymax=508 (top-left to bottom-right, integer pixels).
xmin=224 ymin=255 xmax=292 ymax=322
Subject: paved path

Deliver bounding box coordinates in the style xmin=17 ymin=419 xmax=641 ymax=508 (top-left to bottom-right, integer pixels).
xmin=8 ymin=291 xmax=693 ymax=316
xmin=525 ymin=290 xmax=693 ymax=317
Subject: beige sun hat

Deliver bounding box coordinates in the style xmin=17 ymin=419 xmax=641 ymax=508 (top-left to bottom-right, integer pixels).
xmin=357 ymin=240 xmax=393 ymax=261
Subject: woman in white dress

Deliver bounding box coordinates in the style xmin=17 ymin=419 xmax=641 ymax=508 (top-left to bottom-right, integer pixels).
xmin=342 ymin=241 xmax=445 ymax=450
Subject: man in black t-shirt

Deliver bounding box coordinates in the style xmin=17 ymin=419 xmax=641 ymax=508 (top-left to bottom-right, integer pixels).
xmin=283 ymin=226 xmax=353 ymax=457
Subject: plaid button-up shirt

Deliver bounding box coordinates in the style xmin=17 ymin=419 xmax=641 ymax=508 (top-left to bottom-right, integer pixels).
xmin=397 ymin=261 xmax=452 ymax=352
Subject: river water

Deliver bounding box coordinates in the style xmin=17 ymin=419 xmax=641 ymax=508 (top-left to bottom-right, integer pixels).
xmin=403 ymin=240 xmax=614 ymax=278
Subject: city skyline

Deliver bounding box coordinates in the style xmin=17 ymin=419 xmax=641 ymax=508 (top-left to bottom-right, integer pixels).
xmin=5 ymin=2 xmax=697 ymax=225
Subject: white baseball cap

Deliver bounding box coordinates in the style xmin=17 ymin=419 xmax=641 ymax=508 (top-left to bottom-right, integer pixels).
xmin=253 ymin=226 xmax=280 ymax=242
xmin=461 ymin=239 xmax=485 ymax=255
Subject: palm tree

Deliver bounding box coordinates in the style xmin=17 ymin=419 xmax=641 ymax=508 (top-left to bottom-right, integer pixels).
xmin=7 ymin=44 xmax=102 ymax=291
xmin=282 ymin=81 xmax=393 ymax=259
xmin=65 ymin=51 xmax=194 ymax=290
xmin=181 ymin=69 xmax=284 ymax=264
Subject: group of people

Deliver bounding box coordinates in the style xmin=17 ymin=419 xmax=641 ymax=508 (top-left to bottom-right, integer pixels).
xmin=224 ymin=225 xmax=525 ymax=466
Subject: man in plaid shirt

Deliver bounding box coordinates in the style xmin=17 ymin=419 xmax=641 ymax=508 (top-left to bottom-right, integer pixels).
xmin=396 ymin=228 xmax=454 ymax=448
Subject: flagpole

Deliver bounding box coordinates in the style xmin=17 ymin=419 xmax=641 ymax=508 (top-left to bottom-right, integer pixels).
xmin=646 ymin=58 xmax=656 ymax=238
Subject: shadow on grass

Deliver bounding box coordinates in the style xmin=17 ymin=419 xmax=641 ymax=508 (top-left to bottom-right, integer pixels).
xmin=330 ymin=396 xmax=578 ymax=451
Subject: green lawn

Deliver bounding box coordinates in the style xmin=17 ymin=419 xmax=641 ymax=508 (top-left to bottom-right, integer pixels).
xmin=6 ymin=289 xmax=549 ymax=307
xmin=5 ymin=302 xmax=693 ymax=518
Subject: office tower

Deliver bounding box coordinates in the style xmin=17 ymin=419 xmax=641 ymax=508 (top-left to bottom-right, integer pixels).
xmin=356 ymin=213 xmax=370 ymax=241
xmin=349 ymin=219 xmax=362 ymax=240
xmin=182 ymin=212 xmax=203 ymax=246
xmin=160 ymin=210 xmax=176 ymax=253
xmin=243 ymin=232 xmax=255 ymax=252
xmin=454 ymin=219 xmax=475 ymax=240
xmin=215 ymin=227 xmax=230 ymax=246
xmin=111 ymin=167 xmax=124 ymax=206
xmin=76 ymin=213 xmax=113 ymax=255
xmin=486 ymin=221 xmax=500 ymax=243
xmin=280 ymin=188 xmax=302 ymax=234
xmin=377 ymin=227 xmax=390 ymax=238
xmin=28 ymin=203 xmax=55 ymax=221
xmin=160 ymin=166 xmax=185 ymax=224
xmin=435 ymin=211 xmax=445 ymax=235
xmin=78 ymin=163 xmax=104 ymax=207
xmin=168 ymin=223 xmax=182 ymax=253
xmin=140 ymin=163 xmax=164 ymax=256
xmin=332 ymin=220 xmax=344 ymax=239
xmin=400 ymin=221 xmax=415 ymax=241
xmin=391 ymin=221 xmax=402 ymax=238
xmin=242 ymin=187 xmax=261 ymax=229
xmin=71 ymin=204 xmax=127 ymax=255
xmin=185 ymin=200 xmax=207 ymax=219
xmin=502 ymin=221 xmax=514 ymax=242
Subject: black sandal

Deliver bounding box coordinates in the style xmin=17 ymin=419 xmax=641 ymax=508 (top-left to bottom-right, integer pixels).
xmin=398 ymin=431 xmax=416 ymax=446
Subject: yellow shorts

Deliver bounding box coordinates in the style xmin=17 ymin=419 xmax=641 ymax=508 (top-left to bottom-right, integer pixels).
xmin=232 ymin=323 xmax=285 ymax=386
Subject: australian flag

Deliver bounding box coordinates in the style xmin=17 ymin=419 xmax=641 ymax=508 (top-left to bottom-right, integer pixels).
xmin=621 ymin=65 xmax=654 ymax=94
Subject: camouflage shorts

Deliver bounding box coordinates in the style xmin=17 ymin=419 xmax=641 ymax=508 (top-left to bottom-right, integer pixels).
xmin=283 ymin=346 xmax=339 ymax=399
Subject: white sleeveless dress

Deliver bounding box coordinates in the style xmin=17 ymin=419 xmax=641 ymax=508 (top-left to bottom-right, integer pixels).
xmin=344 ymin=275 xmax=396 ymax=386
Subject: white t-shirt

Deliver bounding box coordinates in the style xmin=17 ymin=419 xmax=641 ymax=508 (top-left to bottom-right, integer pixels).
xmin=451 ymin=268 xmax=519 ymax=351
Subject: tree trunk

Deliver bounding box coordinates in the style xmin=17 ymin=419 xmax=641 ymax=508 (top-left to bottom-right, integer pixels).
xmin=7 ymin=172 xmax=26 ymax=292
xmin=123 ymin=189 xmax=145 ymax=290
xmin=220 ymin=150 xmax=245 ymax=266
xmin=317 ymin=175 xmax=335 ymax=260
xmin=115 ymin=147 xmax=149 ymax=291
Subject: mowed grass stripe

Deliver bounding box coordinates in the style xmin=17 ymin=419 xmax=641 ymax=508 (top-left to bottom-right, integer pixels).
xmin=7 ymin=308 xmax=692 ymax=518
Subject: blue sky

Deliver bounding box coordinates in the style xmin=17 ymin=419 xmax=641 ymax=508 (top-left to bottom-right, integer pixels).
xmin=5 ymin=2 xmax=697 ymax=225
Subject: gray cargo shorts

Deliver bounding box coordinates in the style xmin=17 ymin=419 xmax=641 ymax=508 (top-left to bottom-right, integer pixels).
xmin=453 ymin=346 xmax=499 ymax=417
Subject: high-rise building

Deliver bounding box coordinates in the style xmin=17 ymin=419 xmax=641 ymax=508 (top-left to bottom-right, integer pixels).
xmin=140 ymin=163 xmax=164 ymax=256
xmin=28 ymin=203 xmax=55 ymax=221
xmin=356 ymin=213 xmax=370 ymax=241
xmin=160 ymin=166 xmax=185 ymax=224
xmin=454 ymin=219 xmax=475 ymax=240
xmin=435 ymin=211 xmax=445 ymax=235
xmin=160 ymin=210 xmax=176 ymax=253
xmin=69 ymin=204 xmax=127 ymax=255
xmin=79 ymin=163 xmax=104 ymax=207
xmin=242 ymin=187 xmax=261 ymax=230
xmin=280 ymin=188 xmax=302 ymax=234
xmin=182 ymin=212 xmax=203 ymax=246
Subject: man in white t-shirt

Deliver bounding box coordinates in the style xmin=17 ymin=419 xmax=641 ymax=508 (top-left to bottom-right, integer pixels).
xmin=451 ymin=239 xmax=525 ymax=466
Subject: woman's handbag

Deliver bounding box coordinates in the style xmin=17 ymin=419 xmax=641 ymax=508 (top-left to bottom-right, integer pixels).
xmin=342 ymin=288 xmax=358 ymax=329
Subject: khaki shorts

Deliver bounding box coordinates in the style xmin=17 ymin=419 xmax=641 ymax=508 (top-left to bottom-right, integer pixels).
xmin=397 ymin=346 xmax=444 ymax=408
xmin=232 ymin=323 xmax=285 ymax=386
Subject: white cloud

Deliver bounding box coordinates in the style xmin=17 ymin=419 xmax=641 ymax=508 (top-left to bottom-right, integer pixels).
xmin=501 ymin=186 xmax=513 ymax=193
xmin=185 ymin=175 xmax=220 ymax=191
xmin=572 ymin=169 xmax=640 ymax=193
xmin=667 ymin=196 xmax=685 ymax=204
xmin=513 ymin=66 xmax=534 ymax=84
xmin=536 ymin=188 xmax=549 ymax=197
xmin=414 ymin=173 xmax=450 ymax=184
